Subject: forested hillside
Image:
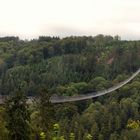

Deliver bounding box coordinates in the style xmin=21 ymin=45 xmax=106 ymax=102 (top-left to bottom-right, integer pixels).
xmin=0 ymin=35 xmax=140 ymax=140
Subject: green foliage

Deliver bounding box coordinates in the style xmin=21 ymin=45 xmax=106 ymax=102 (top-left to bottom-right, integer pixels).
xmin=69 ymin=133 xmax=75 ymax=140
xmin=53 ymin=123 xmax=60 ymax=134
xmin=52 ymin=123 xmax=66 ymax=140
xmin=0 ymin=106 xmax=8 ymax=140
xmin=5 ymin=91 xmax=31 ymax=140
xmin=37 ymin=89 xmax=54 ymax=140
xmin=85 ymin=133 xmax=92 ymax=140
xmin=40 ymin=132 xmax=46 ymax=140
xmin=127 ymin=119 xmax=140 ymax=129
xmin=0 ymin=35 xmax=140 ymax=139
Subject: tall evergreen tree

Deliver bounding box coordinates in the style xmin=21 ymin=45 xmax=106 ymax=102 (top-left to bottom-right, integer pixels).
xmin=90 ymin=121 xmax=99 ymax=140
xmin=5 ymin=91 xmax=31 ymax=140
xmin=37 ymin=89 xmax=54 ymax=140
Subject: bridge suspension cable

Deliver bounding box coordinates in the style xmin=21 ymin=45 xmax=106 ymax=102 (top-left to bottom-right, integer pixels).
xmin=50 ymin=68 xmax=140 ymax=103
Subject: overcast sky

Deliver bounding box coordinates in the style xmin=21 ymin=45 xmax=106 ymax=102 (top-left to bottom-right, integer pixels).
xmin=0 ymin=0 xmax=140 ymax=40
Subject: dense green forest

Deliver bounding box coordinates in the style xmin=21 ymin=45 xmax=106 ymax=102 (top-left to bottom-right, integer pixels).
xmin=0 ymin=35 xmax=140 ymax=140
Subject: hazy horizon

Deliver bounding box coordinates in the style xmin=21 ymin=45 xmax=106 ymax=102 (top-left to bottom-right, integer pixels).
xmin=0 ymin=0 xmax=140 ymax=40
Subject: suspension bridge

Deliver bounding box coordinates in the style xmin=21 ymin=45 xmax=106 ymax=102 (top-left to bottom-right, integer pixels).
xmin=0 ymin=68 xmax=140 ymax=104
xmin=50 ymin=68 xmax=140 ymax=103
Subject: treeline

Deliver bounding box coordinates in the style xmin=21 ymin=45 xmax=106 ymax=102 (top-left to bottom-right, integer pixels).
xmin=0 ymin=35 xmax=139 ymax=95
xmin=0 ymin=35 xmax=140 ymax=140
xmin=0 ymin=77 xmax=140 ymax=140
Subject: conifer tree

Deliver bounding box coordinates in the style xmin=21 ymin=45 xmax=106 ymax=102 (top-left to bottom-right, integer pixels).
xmin=37 ymin=88 xmax=54 ymax=140
xmin=5 ymin=91 xmax=30 ymax=140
